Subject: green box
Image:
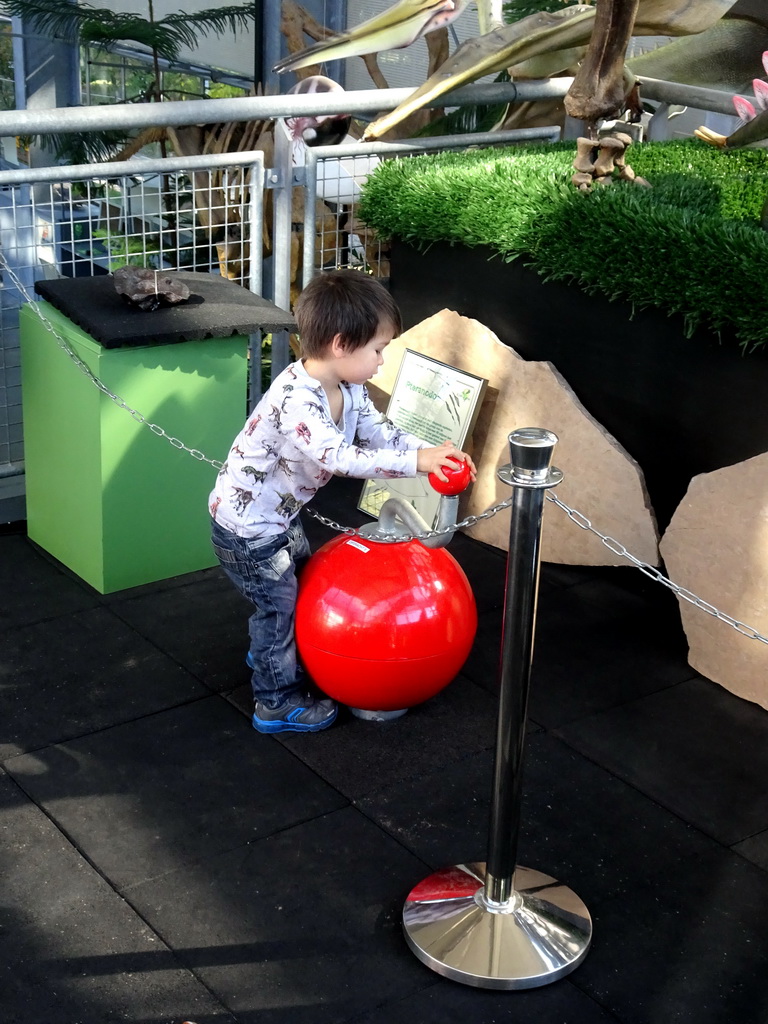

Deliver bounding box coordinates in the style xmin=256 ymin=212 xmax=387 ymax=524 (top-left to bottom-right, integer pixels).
xmin=20 ymin=301 xmax=246 ymax=593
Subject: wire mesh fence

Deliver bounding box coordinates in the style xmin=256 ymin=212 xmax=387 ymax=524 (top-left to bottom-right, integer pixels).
xmin=313 ymin=150 xmax=386 ymax=276
xmin=0 ymin=127 xmax=561 ymax=504
xmin=1 ymin=157 xmax=263 ymax=284
xmin=301 ymin=127 xmax=563 ymax=288
xmin=0 ymin=150 xmax=265 ymax=486
xmin=0 ymin=83 xmax=572 ymax=518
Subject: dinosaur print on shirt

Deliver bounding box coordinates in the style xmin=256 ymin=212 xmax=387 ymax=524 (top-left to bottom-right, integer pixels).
xmin=208 ymin=360 xmax=428 ymax=539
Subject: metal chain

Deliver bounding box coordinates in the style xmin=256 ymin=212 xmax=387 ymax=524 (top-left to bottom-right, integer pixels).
xmin=545 ymin=491 xmax=768 ymax=645
xmin=306 ymin=494 xmax=516 ymax=542
xmin=9 ymin=256 xmax=767 ymax=644
xmin=315 ymin=490 xmax=768 ymax=647
xmin=305 ymin=509 xmax=359 ymax=536
xmin=2 ymin=257 xmax=225 ymax=470
xmin=4 ymin=255 xmax=511 ymax=533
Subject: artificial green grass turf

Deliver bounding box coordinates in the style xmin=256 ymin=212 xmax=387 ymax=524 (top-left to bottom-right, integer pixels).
xmin=357 ymin=139 xmax=768 ymax=352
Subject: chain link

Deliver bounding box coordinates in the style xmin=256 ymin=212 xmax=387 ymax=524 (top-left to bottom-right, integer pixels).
xmin=317 ymin=491 xmax=768 ymax=647
xmin=306 ymin=494 xmax=516 ymax=542
xmin=2 ymin=257 xmax=225 ymax=470
xmin=304 ymin=510 xmax=359 ymax=536
xmin=545 ymin=492 xmax=768 ymax=645
xmin=8 ymin=256 xmax=766 ymax=645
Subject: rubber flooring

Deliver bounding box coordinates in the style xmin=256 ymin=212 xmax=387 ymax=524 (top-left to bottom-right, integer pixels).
xmin=2 ymin=476 xmax=768 ymax=1024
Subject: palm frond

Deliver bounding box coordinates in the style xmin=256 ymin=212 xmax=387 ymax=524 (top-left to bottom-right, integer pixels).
xmin=38 ymin=127 xmax=134 ymax=164
xmin=1 ymin=0 xmax=254 ymax=62
xmin=0 ymin=0 xmax=93 ymax=42
xmin=80 ymin=16 xmax=183 ymax=61
xmin=161 ymin=5 xmax=255 ymax=50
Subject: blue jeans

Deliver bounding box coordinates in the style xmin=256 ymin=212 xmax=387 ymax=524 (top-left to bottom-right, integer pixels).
xmin=211 ymin=517 xmax=310 ymax=708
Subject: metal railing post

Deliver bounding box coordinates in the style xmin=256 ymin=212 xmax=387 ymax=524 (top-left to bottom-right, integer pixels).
xmin=267 ymin=116 xmax=294 ymax=386
xmin=247 ymin=160 xmax=264 ymax=298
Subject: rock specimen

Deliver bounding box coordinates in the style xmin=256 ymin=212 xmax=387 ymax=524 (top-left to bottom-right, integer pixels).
xmin=113 ymin=267 xmax=191 ymax=311
xmin=370 ymin=309 xmax=659 ymax=566
xmin=660 ymin=453 xmax=768 ymax=710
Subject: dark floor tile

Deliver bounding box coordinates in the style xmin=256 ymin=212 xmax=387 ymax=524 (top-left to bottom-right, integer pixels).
xmin=127 ymin=807 xmax=433 ymax=1024
xmin=531 ymin=628 xmax=694 ymax=730
xmin=99 ymin=563 xmax=224 ymax=603
xmin=6 ymin=696 xmax=347 ymax=892
xmin=109 ymin=572 xmax=254 ymax=693
xmin=465 ymin=579 xmax=695 ymax=726
xmin=0 ymin=770 xmax=233 ymax=1024
xmin=0 ymin=606 xmax=209 ymax=759
xmin=358 ymin=733 xmax=717 ymax=906
xmin=556 ymin=677 xmax=768 ymax=845
xmin=274 ymin=673 xmax=499 ymax=800
xmin=225 ymin=682 xmax=255 ymax=717
xmin=445 ymin=532 xmax=507 ymax=612
xmin=6 ymin=472 xmax=767 ymax=1024
xmin=30 ymin=530 xmax=244 ymax=605
xmin=573 ymin=847 xmax=768 ymax=1024
xmin=461 ymin=608 xmax=505 ymax=695
xmin=357 ymin=747 xmax=494 ymax=872
xmin=0 ymin=534 xmax=99 ymax=627
xmin=541 ymin=561 xmax=602 ymax=589
xmin=0 ymin=519 xmax=26 ymax=536
xmin=733 ymin=829 xmax=768 ymax=871
xmin=567 ymin=565 xmax=684 ymax=619
xmin=347 ymin=975 xmax=618 ymax=1024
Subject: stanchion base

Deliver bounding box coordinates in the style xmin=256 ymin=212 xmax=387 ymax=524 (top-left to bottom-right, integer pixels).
xmin=402 ymin=862 xmax=591 ymax=990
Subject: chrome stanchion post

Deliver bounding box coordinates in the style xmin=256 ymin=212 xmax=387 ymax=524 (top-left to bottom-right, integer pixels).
xmin=486 ymin=428 xmax=559 ymax=905
xmin=402 ymin=428 xmax=592 ymax=990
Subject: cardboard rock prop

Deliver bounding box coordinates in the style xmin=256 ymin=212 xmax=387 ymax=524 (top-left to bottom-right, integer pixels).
xmin=369 ymin=309 xmax=659 ymax=566
xmin=660 ymin=452 xmax=768 ymax=710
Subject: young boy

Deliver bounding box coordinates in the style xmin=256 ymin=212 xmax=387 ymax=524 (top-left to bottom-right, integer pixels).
xmin=209 ymin=270 xmax=475 ymax=734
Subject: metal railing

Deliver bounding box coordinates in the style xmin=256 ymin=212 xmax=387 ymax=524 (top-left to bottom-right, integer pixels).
xmin=0 ymin=79 xmax=568 ymax=520
xmin=0 ymin=74 xmax=738 ymax=520
xmin=0 ymin=149 xmax=266 ymax=520
xmin=300 ymin=126 xmax=561 ymax=289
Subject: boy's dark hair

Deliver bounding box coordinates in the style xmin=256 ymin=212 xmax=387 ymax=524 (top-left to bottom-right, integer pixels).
xmin=294 ymin=270 xmax=402 ymax=358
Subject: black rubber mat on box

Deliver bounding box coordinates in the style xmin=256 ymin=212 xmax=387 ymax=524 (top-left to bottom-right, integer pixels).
xmin=35 ymin=272 xmax=295 ymax=348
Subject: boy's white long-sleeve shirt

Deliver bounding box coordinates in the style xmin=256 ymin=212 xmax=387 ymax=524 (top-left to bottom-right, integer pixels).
xmin=209 ymin=359 xmax=429 ymax=538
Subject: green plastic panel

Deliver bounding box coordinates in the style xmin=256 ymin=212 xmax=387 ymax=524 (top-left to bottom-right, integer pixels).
xmin=21 ymin=301 xmax=246 ymax=593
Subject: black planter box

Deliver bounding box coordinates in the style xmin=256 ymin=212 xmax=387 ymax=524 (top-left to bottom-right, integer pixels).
xmin=391 ymin=240 xmax=768 ymax=530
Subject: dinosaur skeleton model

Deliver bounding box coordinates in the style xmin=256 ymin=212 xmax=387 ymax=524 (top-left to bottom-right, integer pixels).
xmin=275 ymin=0 xmax=741 ymax=139
xmin=273 ymin=0 xmax=473 ymax=73
xmin=571 ymin=132 xmax=650 ymax=188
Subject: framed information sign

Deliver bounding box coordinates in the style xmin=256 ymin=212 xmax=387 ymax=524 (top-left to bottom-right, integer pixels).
xmin=359 ymin=349 xmax=488 ymax=529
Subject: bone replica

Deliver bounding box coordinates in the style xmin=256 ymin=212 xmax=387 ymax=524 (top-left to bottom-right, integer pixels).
xmin=571 ymin=132 xmax=651 ymax=189
xmin=564 ymin=0 xmax=640 ymax=126
xmin=113 ymin=266 xmax=191 ymax=312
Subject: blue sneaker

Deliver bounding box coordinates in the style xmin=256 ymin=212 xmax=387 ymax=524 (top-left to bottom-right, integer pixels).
xmin=252 ymin=692 xmax=338 ymax=734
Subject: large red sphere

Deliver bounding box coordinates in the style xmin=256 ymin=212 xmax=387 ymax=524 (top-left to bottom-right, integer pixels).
xmin=296 ymin=534 xmax=477 ymax=710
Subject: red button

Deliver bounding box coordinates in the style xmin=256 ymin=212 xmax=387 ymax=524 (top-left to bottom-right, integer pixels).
xmin=428 ymin=458 xmax=472 ymax=495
